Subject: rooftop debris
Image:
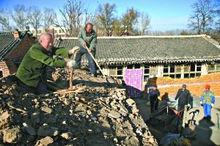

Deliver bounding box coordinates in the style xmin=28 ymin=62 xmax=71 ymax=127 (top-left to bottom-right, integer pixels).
xmin=0 ymin=69 xmax=157 ymax=146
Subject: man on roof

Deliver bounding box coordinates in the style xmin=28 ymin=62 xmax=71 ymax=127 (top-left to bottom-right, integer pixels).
xmin=75 ymin=22 xmax=97 ymax=77
xmin=16 ymin=32 xmax=79 ymax=94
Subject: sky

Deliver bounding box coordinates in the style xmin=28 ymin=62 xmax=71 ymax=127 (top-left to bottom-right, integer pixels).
xmin=0 ymin=0 xmax=202 ymax=31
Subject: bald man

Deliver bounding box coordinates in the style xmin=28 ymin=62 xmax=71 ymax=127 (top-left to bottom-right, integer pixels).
xmin=16 ymin=33 xmax=79 ymax=94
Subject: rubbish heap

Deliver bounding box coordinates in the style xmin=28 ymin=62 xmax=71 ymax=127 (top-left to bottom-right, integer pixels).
xmin=0 ymin=70 xmax=158 ymax=146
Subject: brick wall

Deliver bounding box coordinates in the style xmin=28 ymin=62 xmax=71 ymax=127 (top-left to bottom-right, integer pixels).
xmin=7 ymin=34 xmax=35 ymax=60
xmin=152 ymin=72 xmax=220 ymax=98
xmin=0 ymin=61 xmax=10 ymax=77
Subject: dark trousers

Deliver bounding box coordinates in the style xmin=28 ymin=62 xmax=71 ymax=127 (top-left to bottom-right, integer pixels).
xmin=150 ymin=95 xmax=158 ymax=113
xmin=17 ymin=79 xmax=48 ymax=95
xmin=75 ymin=47 xmax=96 ymax=74
xmin=177 ymin=104 xmax=186 ymax=111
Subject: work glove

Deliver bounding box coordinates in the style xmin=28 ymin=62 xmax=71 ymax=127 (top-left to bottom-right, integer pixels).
xmin=187 ymin=104 xmax=191 ymax=109
xmin=69 ymin=46 xmax=80 ymax=55
xmin=211 ymin=103 xmax=214 ymax=108
xmin=200 ymin=101 xmax=203 ymax=107
xmin=66 ymin=60 xmax=76 ymax=68
xmin=81 ymin=41 xmax=88 ymax=49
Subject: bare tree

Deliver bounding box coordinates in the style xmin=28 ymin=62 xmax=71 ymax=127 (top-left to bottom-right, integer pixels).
xmin=82 ymin=9 xmax=96 ymax=25
xmin=112 ymin=19 xmax=122 ymax=36
xmin=0 ymin=9 xmax=12 ymax=31
xmin=43 ymin=8 xmax=57 ymax=29
xmin=96 ymin=3 xmax=116 ymax=36
xmin=138 ymin=12 xmax=150 ymax=35
xmin=213 ymin=0 xmax=220 ymax=32
xmin=121 ymin=8 xmax=139 ymax=35
xmin=59 ymin=0 xmax=84 ymax=36
xmin=11 ymin=5 xmax=29 ymax=30
xmin=28 ymin=6 xmax=42 ymax=37
xmin=188 ymin=0 xmax=215 ymax=34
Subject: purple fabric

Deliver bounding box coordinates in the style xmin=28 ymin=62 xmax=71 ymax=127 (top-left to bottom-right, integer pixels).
xmin=124 ymin=69 xmax=143 ymax=98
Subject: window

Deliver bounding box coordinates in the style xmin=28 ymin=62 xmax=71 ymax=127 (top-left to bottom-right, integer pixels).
xmin=117 ymin=66 xmax=123 ymax=76
xmin=176 ymin=74 xmax=181 ymax=78
xmin=163 ymin=63 xmax=202 ymax=79
xmin=208 ymin=63 xmax=220 ymax=73
xmin=163 ymin=65 xmax=169 ymax=73
xmin=170 ymin=65 xmax=175 ymax=73
xmin=175 ymin=66 xmax=181 ymax=73
xmin=184 ymin=66 xmax=190 ymax=72
xmin=190 ymin=64 xmax=195 ymax=71
xmin=196 ymin=63 xmax=202 ymax=71
xmin=216 ymin=64 xmax=220 ymax=70
xmin=127 ymin=65 xmax=133 ymax=69
xmin=108 ymin=66 xmax=124 ymax=79
xmin=134 ymin=64 xmax=140 ymax=68
xmin=109 ymin=67 xmax=117 ymax=76
xmin=183 ymin=64 xmax=202 ymax=78
xmin=163 ymin=65 xmax=182 ymax=79
xmin=143 ymin=65 xmax=150 ymax=81
xmin=184 ymin=74 xmax=189 ymax=78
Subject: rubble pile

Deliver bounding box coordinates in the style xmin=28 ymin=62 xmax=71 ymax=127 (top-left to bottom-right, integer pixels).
xmin=0 ymin=70 xmax=157 ymax=146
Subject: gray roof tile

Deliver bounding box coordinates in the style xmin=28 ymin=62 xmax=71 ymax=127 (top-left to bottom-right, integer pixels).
xmin=0 ymin=32 xmax=14 ymax=52
xmin=0 ymin=32 xmax=26 ymax=60
xmin=58 ymin=35 xmax=220 ymax=65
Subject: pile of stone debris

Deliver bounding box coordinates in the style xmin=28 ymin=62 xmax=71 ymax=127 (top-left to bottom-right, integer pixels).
xmin=0 ymin=70 xmax=157 ymax=146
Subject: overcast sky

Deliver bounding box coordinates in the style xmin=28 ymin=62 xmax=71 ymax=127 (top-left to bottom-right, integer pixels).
xmin=0 ymin=0 xmax=217 ymax=31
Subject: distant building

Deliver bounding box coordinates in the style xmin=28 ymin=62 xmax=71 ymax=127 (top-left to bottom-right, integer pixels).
xmin=0 ymin=30 xmax=35 ymax=78
xmin=29 ymin=26 xmax=67 ymax=37
xmin=58 ymin=35 xmax=220 ymax=80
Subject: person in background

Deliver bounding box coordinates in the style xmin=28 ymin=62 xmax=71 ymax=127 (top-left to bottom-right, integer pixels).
xmin=200 ymin=84 xmax=215 ymax=121
xmin=148 ymin=85 xmax=160 ymax=113
xmin=76 ymin=22 xmax=97 ymax=77
xmin=16 ymin=33 xmax=79 ymax=94
xmin=175 ymin=84 xmax=193 ymax=111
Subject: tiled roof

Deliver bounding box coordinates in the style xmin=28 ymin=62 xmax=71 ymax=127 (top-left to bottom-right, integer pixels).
xmin=58 ymin=35 xmax=220 ymax=65
xmin=0 ymin=32 xmax=26 ymax=60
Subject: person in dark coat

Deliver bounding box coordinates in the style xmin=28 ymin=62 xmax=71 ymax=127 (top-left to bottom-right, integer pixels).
xmin=175 ymin=84 xmax=193 ymax=111
xmin=148 ymin=85 xmax=160 ymax=113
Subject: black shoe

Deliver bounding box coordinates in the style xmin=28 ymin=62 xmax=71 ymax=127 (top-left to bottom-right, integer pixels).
xmin=207 ymin=116 xmax=211 ymax=121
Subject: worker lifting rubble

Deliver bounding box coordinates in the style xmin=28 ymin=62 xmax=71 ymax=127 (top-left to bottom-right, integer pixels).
xmin=15 ymin=32 xmax=80 ymax=94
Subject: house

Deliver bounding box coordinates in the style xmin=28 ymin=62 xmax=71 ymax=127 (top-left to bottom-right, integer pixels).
xmin=0 ymin=30 xmax=35 ymax=78
xmin=29 ymin=26 xmax=67 ymax=37
xmin=58 ymin=35 xmax=220 ymax=80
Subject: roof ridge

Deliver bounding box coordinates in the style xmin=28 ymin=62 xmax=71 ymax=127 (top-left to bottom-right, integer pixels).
xmin=60 ymin=34 xmax=207 ymax=40
xmin=202 ymin=35 xmax=220 ymax=48
xmin=0 ymin=32 xmax=13 ymax=36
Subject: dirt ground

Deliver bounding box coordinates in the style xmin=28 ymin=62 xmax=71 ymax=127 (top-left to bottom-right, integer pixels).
xmin=134 ymin=96 xmax=220 ymax=146
xmin=191 ymin=98 xmax=220 ymax=146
